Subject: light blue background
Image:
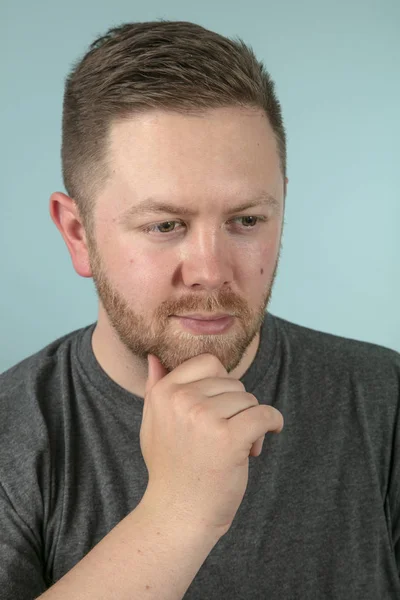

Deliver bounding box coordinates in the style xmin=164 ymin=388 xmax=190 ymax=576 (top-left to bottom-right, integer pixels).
xmin=1 ymin=0 xmax=399 ymax=372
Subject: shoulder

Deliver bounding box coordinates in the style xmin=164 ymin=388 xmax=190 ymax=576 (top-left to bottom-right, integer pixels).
xmin=273 ymin=313 xmax=400 ymax=394
xmin=0 ymin=325 xmax=93 ymax=504
xmin=1 ymin=324 xmax=92 ymax=392
xmin=0 ymin=326 xmax=90 ymax=529
xmin=0 ymin=324 xmax=93 ymax=445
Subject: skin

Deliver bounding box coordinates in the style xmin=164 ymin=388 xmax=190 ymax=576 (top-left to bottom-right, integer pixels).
xmin=50 ymin=106 xmax=288 ymax=399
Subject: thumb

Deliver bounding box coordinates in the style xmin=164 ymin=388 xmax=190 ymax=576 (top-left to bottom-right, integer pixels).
xmin=145 ymin=354 xmax=169 ymax=397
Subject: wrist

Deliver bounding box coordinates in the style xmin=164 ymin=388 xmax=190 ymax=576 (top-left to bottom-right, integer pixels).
xmin=137 ymin=487 xmax=226 ymax=545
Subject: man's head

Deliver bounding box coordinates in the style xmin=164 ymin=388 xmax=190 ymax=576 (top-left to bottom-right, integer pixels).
xmin=51 ymin=21 xmax=288 ymax=373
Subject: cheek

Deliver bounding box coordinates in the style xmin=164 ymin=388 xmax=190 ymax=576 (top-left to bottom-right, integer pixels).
xmin=113 ymin=228 xmax=279 ymax=293
xmin=251 ymin=235 xmax=280 ymax=288
xmin=124 ymin=252 xmax=169 ymax=298
xmin=241 ymin=237 xmax=276 ymax=275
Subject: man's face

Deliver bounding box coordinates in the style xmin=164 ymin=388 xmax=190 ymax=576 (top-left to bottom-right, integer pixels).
xmin=87 ymin=106 xmax=285 ymax=373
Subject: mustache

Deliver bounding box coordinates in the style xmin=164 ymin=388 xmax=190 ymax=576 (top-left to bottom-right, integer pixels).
xmin=162 ymin=295 xmax=245 ymax=316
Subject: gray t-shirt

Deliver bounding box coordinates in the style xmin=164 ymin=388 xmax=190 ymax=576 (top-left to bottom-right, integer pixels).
xmin=1 ymin=312 xmax=400 ymax=599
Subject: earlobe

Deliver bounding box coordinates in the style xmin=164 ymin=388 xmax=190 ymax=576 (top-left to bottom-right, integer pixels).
xmin=49 ymin=192 xmax=93 ymax=278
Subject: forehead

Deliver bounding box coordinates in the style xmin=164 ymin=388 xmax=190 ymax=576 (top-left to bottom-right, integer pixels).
xmin=102 ymin=107 xmax=283 ymax=212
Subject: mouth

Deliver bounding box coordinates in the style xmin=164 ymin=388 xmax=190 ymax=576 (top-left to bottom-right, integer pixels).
xmin=171 ymin=315 xmax=235 ymax=334
xmin=174 ymin=313 xmax=234 ymax=320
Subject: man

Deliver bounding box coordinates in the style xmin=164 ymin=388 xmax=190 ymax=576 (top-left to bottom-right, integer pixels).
xmin=1 ymin=20 xmax=399 ymax=600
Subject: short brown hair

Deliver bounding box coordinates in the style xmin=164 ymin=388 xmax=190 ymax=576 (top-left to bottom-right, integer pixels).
xmin=62 ymin=20 xmax=287 ymax=232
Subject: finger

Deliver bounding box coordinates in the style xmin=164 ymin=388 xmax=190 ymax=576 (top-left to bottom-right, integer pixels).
xmin=249 ymin=436 xmax=265 ymax=457
xmin=145 ymin=354 xmax=170 ymax=396
xmin=229 ymin=404 xmax=284 ymax=448
xmin=188 ymin=390 xmax=258 ymax=421
xmin=188 ymin=377 xmax=245 ymax=398
xmin=160 ymin=353 xmax=228 ymax=387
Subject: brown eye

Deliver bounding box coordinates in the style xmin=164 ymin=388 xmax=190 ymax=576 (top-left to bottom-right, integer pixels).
xmin=240 ymin=216 xmax=258 ymax=227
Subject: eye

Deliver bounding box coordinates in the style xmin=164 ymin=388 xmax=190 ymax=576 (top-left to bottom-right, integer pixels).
xmin=142 ymin=216 xmax=267 ymax=236
xmin=235 ymin=216 xmax=259 ymax=228
xmin=143 ymin=220 xmax=183 ymax=234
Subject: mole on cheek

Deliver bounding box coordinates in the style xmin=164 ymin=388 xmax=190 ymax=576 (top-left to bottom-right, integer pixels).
xmin=260 ymin=268 xmax=264 ymax=275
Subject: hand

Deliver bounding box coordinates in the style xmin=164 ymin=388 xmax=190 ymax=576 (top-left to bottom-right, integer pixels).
xmin=140 ymin=352 xmax=284 ymax=536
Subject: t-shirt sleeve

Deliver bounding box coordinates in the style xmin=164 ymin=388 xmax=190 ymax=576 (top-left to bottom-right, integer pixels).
xmin=0 ymin=482 xmax=47 ymax=599
xmin=386 ymin=349 xmax=400 ymax=578
xmin=0 ymin=364 xmax=53 ymax=599
xmin=390 ymin=443 xmax=400 ymax=577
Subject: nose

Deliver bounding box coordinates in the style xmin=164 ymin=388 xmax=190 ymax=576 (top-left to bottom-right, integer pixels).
xmin=180 ymin=230 xmax=233 ymax=290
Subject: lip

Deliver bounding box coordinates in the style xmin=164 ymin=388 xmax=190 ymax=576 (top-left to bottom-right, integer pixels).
xmin=172 ymin=315 xmax=235 ymax=334
xmin=175 ymin=313 xmax=233 ymax=321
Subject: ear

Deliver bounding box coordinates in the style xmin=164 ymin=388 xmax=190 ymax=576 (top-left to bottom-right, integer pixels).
xmin=49 ymin=192 xmax=93 ymax=278
xmin=284 ymin=176 xmax=289 ymax=194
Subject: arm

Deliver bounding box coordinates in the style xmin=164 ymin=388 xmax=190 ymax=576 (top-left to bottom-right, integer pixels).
xmin=38 ymin=494 xmax=221 ymax=600
xmin=0 ymin=482 xmax=48 ymax=599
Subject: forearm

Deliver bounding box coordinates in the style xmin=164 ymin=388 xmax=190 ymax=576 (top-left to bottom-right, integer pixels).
xmin=38 ymin=498 xmax=220 ymax=600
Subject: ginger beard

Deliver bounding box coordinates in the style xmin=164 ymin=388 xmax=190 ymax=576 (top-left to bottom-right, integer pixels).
xmin=87 ymin=233 xmax=281 ymax=374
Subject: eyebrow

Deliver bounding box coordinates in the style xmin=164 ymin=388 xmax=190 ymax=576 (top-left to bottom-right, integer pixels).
xmin=119 ymin=192 xmax=280 ymax=224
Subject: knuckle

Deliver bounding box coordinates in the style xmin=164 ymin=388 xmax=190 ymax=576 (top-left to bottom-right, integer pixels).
xmin=234 ymin=380 xmax=246 ymax=392
xmin=188 ymin=401 xmax=207 ymax=420
xmin=245 ymin=392 xmax=259 ymax=406
xmin=263 ymin=405 xmax=273 ymax=417
xmin=261 ymin=404 xmax=282 ymax=425
xmin=214 ymin=420 xmax=230 ymax=443
xmin=171 ymin=386 xmax=191 ymax=408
